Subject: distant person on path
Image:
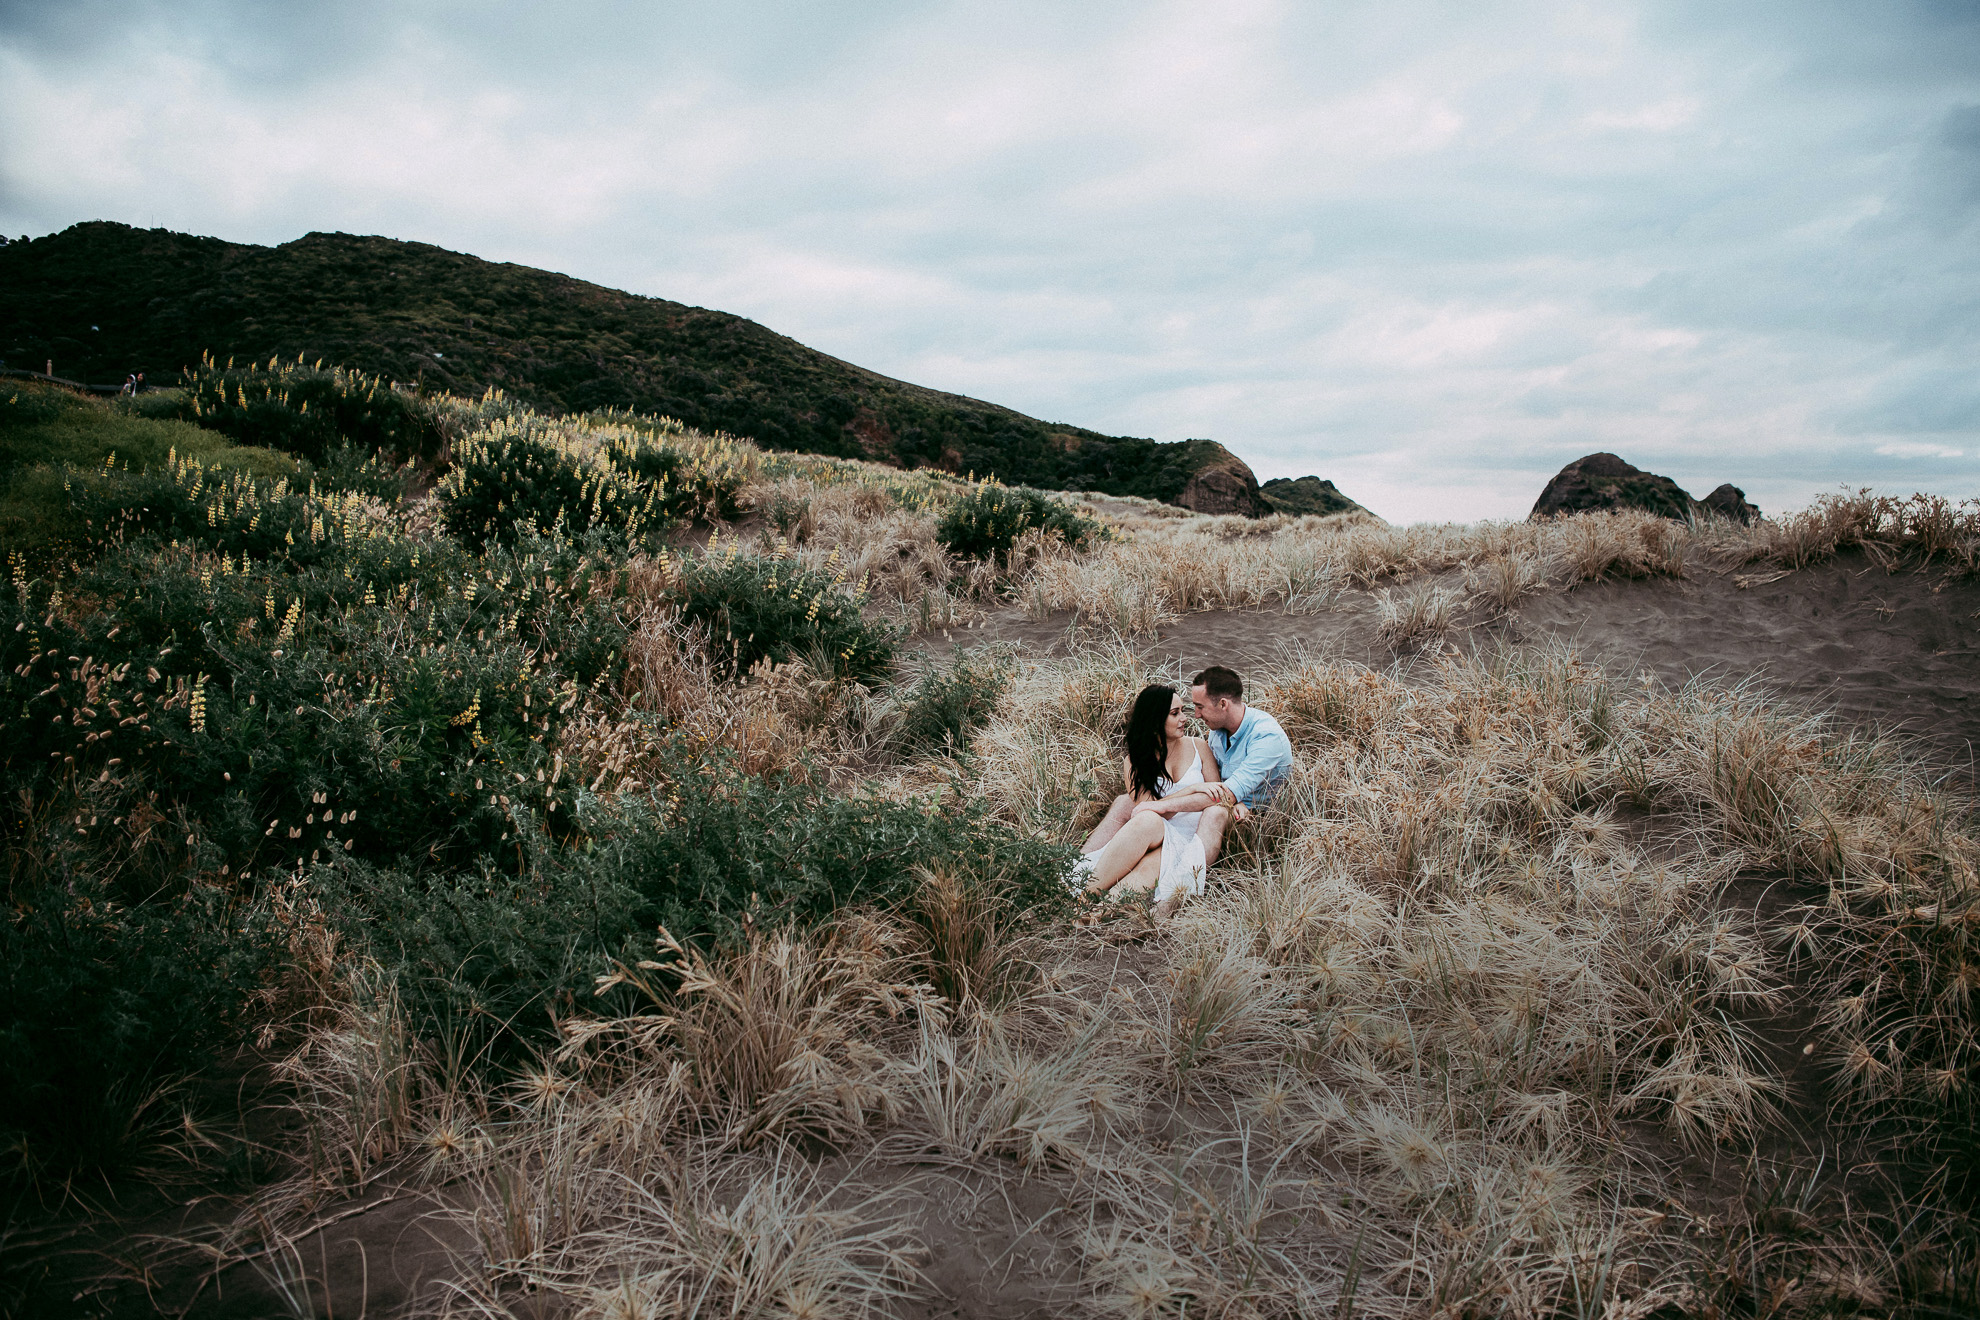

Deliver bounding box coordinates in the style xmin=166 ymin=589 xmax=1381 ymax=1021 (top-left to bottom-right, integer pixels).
xmin=121 ymin=373 xmax=137 ymax=396
xmin=1074 ymin=665 xmax=1294 ymax=915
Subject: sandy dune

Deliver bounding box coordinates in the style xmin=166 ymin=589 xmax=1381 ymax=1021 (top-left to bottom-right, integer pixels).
xmin=923 ymin=548 xmax=1980 ymax=773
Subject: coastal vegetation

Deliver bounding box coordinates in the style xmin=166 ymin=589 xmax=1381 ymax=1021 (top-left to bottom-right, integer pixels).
xmin=4 ymin=371 xmax=1979 ymax=1316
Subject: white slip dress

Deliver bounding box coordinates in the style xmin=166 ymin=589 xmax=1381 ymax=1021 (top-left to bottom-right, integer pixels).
xmin=1152 ymin=749 xmax=1209 ymax=905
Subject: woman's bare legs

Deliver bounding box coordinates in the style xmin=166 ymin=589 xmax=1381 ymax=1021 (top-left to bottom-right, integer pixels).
xmin=1196 ymin=804 xmax=1232 ymax=865
xmin=1081 ymin=794 xmax=1135 ymax=854
xmin=1085 ymin=811 xmax=1166 ymax=894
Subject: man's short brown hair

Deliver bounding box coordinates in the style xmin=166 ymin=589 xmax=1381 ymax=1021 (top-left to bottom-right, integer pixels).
xmin=1191 ymin=666 xmax=1243 ymax=703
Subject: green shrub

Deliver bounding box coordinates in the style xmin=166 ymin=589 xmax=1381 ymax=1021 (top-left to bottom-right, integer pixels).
xmin=437 ymin=422 xmax=747 ymax=551
xmin=302 ymin=443 xmax=417 ymax=501
xmin=603 ymin=761 xmax=1073 ymax=946
xmin=315 ymin=754 xmax=1072 ymax=1049
xmin=2 ymin=528 xmax=629 ymax=882
xmin=606 ymin=429 xmax=747 ymax=522
xmin=935 ymin=482 xmax=1099 ymax=561
xmin=43 ymin=456 xmax=379 ymax=568
xmin=313 ymin=856 xmax=632 ymax=1049
xmin=0 ymin=869 xmax=278 ymax=1185
xmin=662 ymin=546 xmax=897 ymax=682
xmin=158 ymin=356 xmax=446 ymax=466
xmin=895 ymin=648 xmax=1015 ymax=757
xmin=438 ymin=426 xmax=626 ymax=550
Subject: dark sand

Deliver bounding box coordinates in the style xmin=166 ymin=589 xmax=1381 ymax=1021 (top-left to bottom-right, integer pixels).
xmin=920 ymin=549 xmax=1980 ymax=776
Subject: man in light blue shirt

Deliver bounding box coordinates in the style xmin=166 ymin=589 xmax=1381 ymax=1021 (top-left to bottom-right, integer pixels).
xmin=1187 ymin=665 xmax=1293 ymax=860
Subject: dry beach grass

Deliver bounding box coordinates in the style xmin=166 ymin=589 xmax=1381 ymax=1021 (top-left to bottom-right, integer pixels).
xmin=199 ymin=639 xmax=1980 ymax=1317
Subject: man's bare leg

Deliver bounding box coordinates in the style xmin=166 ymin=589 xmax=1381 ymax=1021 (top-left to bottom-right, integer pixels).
xmin=1081 ymin=794 xmax=1134 ymax=855
xmin=1112 ymin=849 xmax=1162 ymax=896
xmin=1197 ymin=804 xmax=1232 ymax=866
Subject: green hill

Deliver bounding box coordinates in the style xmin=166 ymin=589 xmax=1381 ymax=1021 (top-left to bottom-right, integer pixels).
xmin=0 ymin=222 xmax=1266 ymax=511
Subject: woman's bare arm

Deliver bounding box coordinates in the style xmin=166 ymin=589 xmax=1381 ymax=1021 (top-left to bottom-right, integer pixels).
xmin=1134 ymin=787 xmax=1225 ymax=816
xmin=1131 ymin=743 xmax=1229 ymax=816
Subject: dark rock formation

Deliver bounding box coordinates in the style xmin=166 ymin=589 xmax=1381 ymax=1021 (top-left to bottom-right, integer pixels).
xmin=1530 ymin=453 xmax=1758 ymax=523
xmin=1258 ymin=475 xmax=1373 ymax=519
xmin=1530 ymin=453 xmax=1695 ymax=520
xmin=1175 ymin=442 xmax=1267 ymax=516
xmin=1700 ymin=483 xmax=1761 ymax=524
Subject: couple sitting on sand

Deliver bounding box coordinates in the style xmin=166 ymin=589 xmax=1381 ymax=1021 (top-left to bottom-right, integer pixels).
xmin=1069 ymin=665 xmax=1293 ymax=916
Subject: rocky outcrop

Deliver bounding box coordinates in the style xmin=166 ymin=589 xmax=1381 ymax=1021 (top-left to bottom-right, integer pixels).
xmin=1258 ymin=475 xmax=1373 ymax=519
xmin=1700 ymin=483 xmax=1762 ymax=524
xmin=1530 ymin=453 xmax=1759 ymax=523
xmin=1531 ymin=453 xmax=1693 ymax=520
xmin=1174 ymin=441 xmax=1267 ymax=516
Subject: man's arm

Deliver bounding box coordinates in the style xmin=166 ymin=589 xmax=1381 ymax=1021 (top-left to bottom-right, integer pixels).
xmin=1219 ymin=721 xmax=1294 ymax=808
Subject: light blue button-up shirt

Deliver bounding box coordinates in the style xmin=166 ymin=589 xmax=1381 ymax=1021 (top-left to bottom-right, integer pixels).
xmin=1208 ymin=707 xmax=1293 ymax=808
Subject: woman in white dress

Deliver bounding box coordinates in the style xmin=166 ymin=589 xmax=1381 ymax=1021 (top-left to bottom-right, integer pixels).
xmin=1073 ymin=684 xmax=1223 ymax=904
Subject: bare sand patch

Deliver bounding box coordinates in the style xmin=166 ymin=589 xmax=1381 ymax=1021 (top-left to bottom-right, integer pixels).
xmin=918 ymin=549 xmax=1980 ymax=769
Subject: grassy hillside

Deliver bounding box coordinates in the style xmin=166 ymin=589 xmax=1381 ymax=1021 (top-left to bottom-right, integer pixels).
xmin=0 ymin=222 xmax=1259 ymax=508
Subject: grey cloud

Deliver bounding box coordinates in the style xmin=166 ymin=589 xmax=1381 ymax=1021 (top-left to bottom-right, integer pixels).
xmin=3 ymin=0 xmax=1978 ymax=520
xmin=1920 ymin=104 xmax=1980 ymax=220
xmin=1835 ymin=363 xmax=1980 ymax=436
xmin=0 ymin=0 xmax=406 ymax=84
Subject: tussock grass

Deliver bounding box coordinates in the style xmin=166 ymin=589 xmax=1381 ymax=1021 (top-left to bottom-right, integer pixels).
xmin=899 ymin=487 xmax=1980 ymax=641
xmin=1374 ymin=581 xmax=1462 ymax=651
xmin=1713 ymin=489 xmax=1980 ymax=574
xmin=218 ymin=636 xmax=1979 ymax=1316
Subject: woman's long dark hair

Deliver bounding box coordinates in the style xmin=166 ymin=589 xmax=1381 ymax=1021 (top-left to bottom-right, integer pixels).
xmin=1124 ymin=683 xmax=1177 ymax=800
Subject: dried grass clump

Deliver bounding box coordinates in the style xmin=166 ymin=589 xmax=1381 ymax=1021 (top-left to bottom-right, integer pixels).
xmin=886 ymin=865 xmax=1039 ymax=1009
xmin=1019 ymin=513 xmax=1361 ymax=630
xmin=1374 ymin=580 xmax=1462 ymax=650
xmin=576 ymin=925 xmax=921 ymax=1151
xmin=1634 ymin=687 xmax=1980 ymax=1136
xmin=1005 ymin=506 xmax=1711 ymax=637
xmin=888 ymin=1010 xmax=1119 ymax=1167
xmin=560 ymin=597 xmax=871 ymax=790
xmin=272 ymin=959 xmax=482 ymax=1198
xmin=1715 ymin=489 xmax=1980 ymax=573
xmin=962 ymin=643 xmax=1152 ymax=839
xmin=1555 ymin=510 xmax=1689 ymax=583
xmin=436 ymin=1141 xmax=924 ymax=1318
xmin=1465 ymin=548 xmax=1548 ymax=613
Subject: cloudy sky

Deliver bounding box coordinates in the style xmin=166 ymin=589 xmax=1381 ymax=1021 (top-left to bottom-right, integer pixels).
xmin=3 ymin=0 xmax=1977 ymax=522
